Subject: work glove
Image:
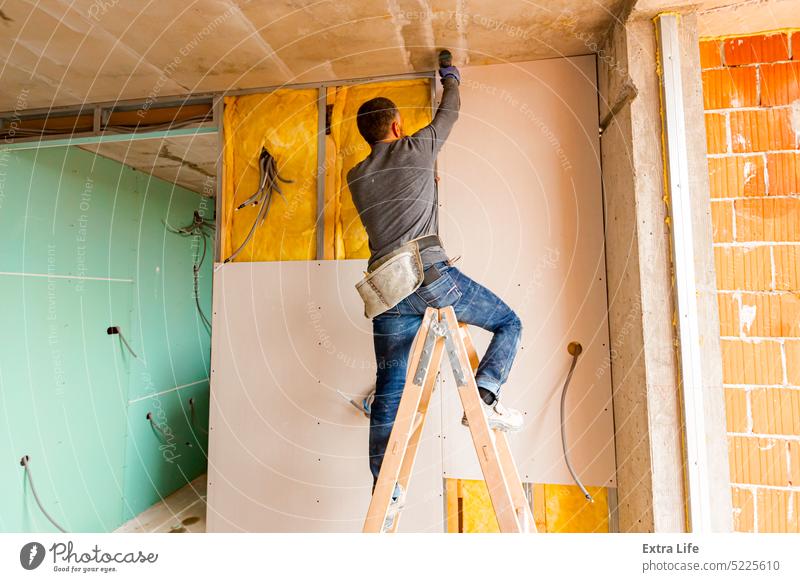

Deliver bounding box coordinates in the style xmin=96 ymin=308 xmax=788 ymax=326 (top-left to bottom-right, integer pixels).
xmin=439 ymin=65 xmax=460 ymax=85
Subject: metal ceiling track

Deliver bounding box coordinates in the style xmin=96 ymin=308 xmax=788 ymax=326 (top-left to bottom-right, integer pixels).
xmin=0 ymin=70 xmax=435 ymax=151
xmin=0 ymin=94 xmax=217 ymax=150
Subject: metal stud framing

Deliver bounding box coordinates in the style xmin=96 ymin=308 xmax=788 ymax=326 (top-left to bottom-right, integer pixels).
xmin=655 ymin=12 xmax=712 ymax=532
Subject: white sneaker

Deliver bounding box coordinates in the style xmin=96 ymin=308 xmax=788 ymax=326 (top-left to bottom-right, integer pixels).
xmin=382 ymin=483 xmax=406 ymax=531
xmin=461 ymin=400 xmax=524 ymax=432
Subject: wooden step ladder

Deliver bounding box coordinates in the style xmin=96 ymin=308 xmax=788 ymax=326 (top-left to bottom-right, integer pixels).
xmin=363 ymin=306 xmax=536 ymax=533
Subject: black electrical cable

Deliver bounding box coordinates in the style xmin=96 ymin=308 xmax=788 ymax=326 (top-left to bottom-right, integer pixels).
xmin=19 ymin=456 xmax=67 ymax=533
xmin=164 ymin=210 xmax=214 ymax=237
xmin=193 ymin=234 xmax=212 ymax=332
xmin=107 ymin=326 xmax=139 ymax=358
xmin=146 ymin=412 xmax=169 ymax=440
xmin=188 ymin=397 xmax=209 ymax=436
xmin=236 ymin=150 xmax=272 ymax=210
xmin=225 ymin=182 xmax=274 ymax=263
xmin=117 ymin=329 xmax=139 ymax=359
xmin=224 ymin=146 xmax=292 ymax=263
xmin=560 ymin=342 xmax=593 ymax=502
xmin=165 ymin=211 xmax=215 ymax=333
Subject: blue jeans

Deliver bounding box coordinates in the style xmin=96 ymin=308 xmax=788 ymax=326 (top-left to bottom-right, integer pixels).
xmin=369 ymin=260 xmax=522 ymax=482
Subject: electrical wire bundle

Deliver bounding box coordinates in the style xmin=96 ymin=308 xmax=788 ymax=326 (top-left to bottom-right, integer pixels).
xmin=165 ymin=210 xmax=215 ymax=333
xmin=224 ymin=146 xmax=292 ymax=263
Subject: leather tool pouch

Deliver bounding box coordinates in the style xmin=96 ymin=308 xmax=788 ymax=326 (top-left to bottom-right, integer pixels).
xmin=355 ymin=239 xmax=426 ymax=319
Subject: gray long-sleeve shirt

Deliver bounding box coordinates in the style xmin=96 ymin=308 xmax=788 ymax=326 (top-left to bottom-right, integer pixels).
xmin=347 ymin=77 xmax=460 ymax=270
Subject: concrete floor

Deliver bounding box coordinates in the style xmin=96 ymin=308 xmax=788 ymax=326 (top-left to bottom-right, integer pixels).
xmin=115 ymin=474 xmax=207 ymax=533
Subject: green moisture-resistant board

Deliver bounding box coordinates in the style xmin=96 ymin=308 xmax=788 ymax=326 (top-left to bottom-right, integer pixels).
xmin=0 ymin=146 xmax=212 ymax=532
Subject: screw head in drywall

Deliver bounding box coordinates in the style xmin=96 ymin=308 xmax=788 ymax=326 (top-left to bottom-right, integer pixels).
xmin=567 ymin=342 xmax=583 ymax=356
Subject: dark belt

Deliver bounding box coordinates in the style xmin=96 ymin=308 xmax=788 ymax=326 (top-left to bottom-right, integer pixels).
xmin=368 ymin=235 xmax=445 ymax=282
xmin=415 ymin=234 xmax=442 ymax=253
xmin=417 ymin=235 xmax=445 ymax=286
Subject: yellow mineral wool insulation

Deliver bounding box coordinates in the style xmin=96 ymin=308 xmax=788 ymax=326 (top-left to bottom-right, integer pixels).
xmin=446 ymin=479 xmax=610 ymax=533
xmin=323 ymin=133 xmax=338 ymax=260
xmin=544 ymin=484 xmax=609 ymax=533
xmin=222 ymin=89 xmax=319 ymax=262
xmin=459 ymin=479 xmax=500 ymax=533
xmin=328 ymin=78 xmax=432 ymax=259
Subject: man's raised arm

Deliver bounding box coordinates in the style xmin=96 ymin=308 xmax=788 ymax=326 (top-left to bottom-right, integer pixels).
xmin=412 ymin=65 xmax=461 ymax=154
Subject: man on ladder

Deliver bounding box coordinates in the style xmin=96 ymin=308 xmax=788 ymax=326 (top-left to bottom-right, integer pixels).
xmin=348 ymin=52 xmax=526 ymax=531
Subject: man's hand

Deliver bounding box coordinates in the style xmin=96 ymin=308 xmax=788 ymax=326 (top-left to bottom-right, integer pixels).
xmin=439 ymin=65 xmax=460 ymax=85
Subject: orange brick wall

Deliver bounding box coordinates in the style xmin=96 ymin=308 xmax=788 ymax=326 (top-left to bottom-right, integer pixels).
xmin=701 ymin=31 xmax=800 ymax=533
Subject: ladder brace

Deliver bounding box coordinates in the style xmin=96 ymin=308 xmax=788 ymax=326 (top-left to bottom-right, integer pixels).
xmin=363 ymin=306 xmax=535 ymax=533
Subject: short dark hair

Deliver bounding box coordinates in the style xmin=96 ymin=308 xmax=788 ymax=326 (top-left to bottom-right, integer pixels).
xmin=356 ymin=97 xmax=398 ymax=145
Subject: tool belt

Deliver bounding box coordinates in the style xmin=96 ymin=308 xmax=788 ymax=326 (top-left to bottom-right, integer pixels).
xmin=356 ymin=235 xmax=442 ymax=319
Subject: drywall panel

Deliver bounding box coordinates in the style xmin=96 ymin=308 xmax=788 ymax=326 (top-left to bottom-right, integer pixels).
xmin=206 ymin=261 xmax=444 ymax=532
xmin=436 ymin=56 xmax=615 ymax=488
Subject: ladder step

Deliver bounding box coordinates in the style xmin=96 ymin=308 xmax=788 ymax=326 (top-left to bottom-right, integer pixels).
xmin=410 ymin=411 xmax=424 ymax=436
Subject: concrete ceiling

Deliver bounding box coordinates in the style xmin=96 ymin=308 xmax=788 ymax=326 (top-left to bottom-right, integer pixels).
xmin=8 ymin=0 xmax=789 ymax=194
xmin=2 ymin=0 xmax=634 ymax=194
xmin=0 ymin=0 xmax=627 ymax=112
xmin=78 ymin=134 xmax=218 ymax=195
xmin=630 ymin=0 xmax=800 ymax=33
xmin=695 ymin=0 xmax=800 ymax=37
